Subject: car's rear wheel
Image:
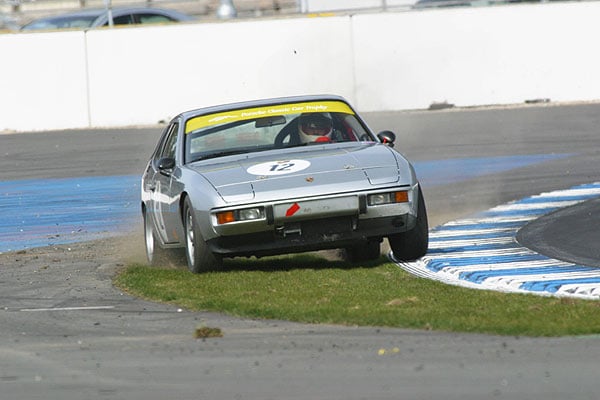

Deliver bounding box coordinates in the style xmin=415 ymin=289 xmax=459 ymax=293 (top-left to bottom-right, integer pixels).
xmin=343 ymin=240 xmax=381 ymax=263
xmin=183 ymin=197 xmax=221 ymax=273
xmin=388 ymin=187 xmax=429 ymax=261
xmin=143 ymin=207 xmax=168 ymax=266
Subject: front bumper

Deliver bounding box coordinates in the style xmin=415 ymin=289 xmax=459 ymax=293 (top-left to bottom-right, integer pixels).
xmin=206 ymin=213 xmax=416 ymax=257
xmin=203 ymin=184 xmax=421 ymax=257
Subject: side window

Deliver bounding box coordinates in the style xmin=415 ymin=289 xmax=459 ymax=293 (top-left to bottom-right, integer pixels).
xmin=136 ymin=13 xmax=173 ymax=24
xmin=111 ymin=14 xmax=134 ymax=25
xmin=158 ymin=123 xmax=179 ymax=160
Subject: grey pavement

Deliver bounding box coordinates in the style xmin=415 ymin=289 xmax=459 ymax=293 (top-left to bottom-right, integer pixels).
xmin=519 ymin=196 xmax=600 ymax=268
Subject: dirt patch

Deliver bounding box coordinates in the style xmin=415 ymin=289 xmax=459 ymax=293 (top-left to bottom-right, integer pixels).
xmin=0 ymin=229 xmax=147 ymax=306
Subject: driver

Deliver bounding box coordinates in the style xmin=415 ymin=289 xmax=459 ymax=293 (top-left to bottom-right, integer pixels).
xmin=297 ymin=113 xmax=333 ymax=143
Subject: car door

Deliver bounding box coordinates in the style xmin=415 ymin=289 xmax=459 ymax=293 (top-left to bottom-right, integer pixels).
xmin=148 ymin=122 xmax=181 ymax=244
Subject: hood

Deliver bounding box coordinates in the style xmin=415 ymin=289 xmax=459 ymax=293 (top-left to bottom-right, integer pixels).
xmin=188 ymin=143 xmax=411 ymax=203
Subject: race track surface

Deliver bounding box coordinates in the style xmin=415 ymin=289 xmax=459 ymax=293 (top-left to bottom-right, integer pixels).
xmin=2 ymin=103 xmax=600 ymax=399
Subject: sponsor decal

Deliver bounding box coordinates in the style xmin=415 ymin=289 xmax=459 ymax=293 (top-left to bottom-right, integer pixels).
xmin=286 ymin=203 xmax=301 ymax=217
xmin=185 ymin=100 xmax=354 ymax=133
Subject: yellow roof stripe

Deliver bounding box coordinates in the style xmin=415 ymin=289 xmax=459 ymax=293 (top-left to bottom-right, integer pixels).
xmin=185 ymin=101 xmax=354 ymax=134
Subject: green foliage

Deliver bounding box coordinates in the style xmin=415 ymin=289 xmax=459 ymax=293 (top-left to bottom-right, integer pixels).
xmin=194 ymin=326 xmax=223 ymax=339
xmin=114 ymin=255 xmax=600 ymax=337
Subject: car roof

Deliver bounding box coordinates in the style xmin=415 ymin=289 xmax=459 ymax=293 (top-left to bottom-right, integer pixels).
xmin=178 ymin=95 xmax=354 ymax=120
xmin=32 ymin=8 xmax=109 ymax=20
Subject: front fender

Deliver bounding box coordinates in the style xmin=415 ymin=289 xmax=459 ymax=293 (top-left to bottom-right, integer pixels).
xmin=178 ymin=168 xmax=228 ymax=242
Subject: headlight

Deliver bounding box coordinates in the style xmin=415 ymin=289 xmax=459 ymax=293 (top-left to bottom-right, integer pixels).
xmin=368 ymin=193 xmax=391 ymax=206
xmin=216 ymin=207 xmax=265 ymax=225
xmin=238 ymin=208 xmax=263 ymax=221
xmin=367 ymin=191 xmax=408 ymax=206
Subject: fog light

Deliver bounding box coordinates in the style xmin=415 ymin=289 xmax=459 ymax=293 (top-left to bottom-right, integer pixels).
xmin=217 ymin=211 xmax=235 ymax=225
xmin=394 ymin=191 xmax=409 ymax=203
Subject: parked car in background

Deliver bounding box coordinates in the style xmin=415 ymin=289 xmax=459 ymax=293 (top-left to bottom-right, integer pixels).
xmin=141 ymin=94 xmax=429 ymax=273
xmin=20 ymin=7 xmax=194 ymax=31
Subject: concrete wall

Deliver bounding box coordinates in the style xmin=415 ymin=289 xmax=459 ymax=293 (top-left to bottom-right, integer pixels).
xmin=305 ymin=0 xmax=415 ymax=12
xmin=1 ymin=31 xmax=90 ymax=131
xmin=2 ymin=1 xmax=600 ymax=132
xmin=352 ymin=4 xmax=600 ymax=111
xmin=85 ymin=17 xmax=356 ymax=127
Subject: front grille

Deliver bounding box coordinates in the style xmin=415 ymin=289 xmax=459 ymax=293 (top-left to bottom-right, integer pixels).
xmin=279 ymin=216 xmax=354 ymax=240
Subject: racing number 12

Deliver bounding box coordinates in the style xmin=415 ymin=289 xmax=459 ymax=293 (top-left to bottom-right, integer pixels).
xmin=270 ymin=162 xmax=294 ymax=172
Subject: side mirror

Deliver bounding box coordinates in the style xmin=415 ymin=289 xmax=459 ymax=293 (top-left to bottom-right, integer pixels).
xmin=157 ymin=157 xmax=175 ymax=175
xmin=377 ymin=131 xmax=396 ymax=147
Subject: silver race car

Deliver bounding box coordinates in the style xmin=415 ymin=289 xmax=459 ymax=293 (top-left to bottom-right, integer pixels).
xmin=142 ymin=95 xmax=428 ymax=272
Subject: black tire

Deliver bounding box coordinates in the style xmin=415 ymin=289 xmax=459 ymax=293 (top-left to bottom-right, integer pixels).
xmin=343 ymin=240 xmax=381 ymax=263
xmin=183 ymin=197 xmax=221 ymax=273
xmin=388 ymin=187 xmax=429 ymax=261
xmin=143 ymin=207 xmax=169 ymax=266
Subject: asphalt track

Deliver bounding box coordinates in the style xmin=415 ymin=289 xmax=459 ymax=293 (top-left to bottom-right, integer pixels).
xmin=520 ymin=196 xmax=600 ymax=268
xmin=0 ymin=154 xmax=570 ymax=253
xmin=2 ymin=103 xmax=600 ymax=399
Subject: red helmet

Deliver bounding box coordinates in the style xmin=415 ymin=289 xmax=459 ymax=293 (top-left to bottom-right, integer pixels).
xmin=299 ymin=113 xmax=333 ymax=137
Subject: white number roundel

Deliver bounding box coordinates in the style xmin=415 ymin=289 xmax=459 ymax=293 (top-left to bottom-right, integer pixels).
xmin=247 ymin=160 xmax=311 ymax=176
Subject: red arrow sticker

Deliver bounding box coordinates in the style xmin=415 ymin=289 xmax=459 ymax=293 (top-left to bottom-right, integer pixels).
xmin=285 ymin=202 xmax=300 ymax=217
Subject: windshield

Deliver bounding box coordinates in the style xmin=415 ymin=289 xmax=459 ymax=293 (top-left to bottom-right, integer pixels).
xmin=22 ymin=15 xmax=98 ymax=30
xmin=184 ymin=101 xmax=375 ymax=164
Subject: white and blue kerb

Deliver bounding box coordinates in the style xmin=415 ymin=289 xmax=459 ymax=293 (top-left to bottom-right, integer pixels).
xmin=392 ymin=182 xmax=600 ymax=300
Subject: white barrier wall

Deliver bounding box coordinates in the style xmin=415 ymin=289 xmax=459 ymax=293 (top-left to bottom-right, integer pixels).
xmin=85 ymin=16 xmax=356 ymax=127
xmin=352 ymin=3 xmax=600 ymax=111
xmin=0 ymin=31 xmax=90 ymax=131
xmin=2 ymin=1 xmax=600 ymax=131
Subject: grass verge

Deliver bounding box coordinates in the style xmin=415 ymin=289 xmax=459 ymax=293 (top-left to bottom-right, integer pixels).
xmin=114 ymin=253 xmax=600 ymax=337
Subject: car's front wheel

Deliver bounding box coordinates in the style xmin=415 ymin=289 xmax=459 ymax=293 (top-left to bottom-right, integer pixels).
xmin=388 ymin=187 xmax=429 ymax=261
xmin=143 ymin=207 xmax=168 ymax=266
xmin=183 ymin=197 xmax=221 ymax=273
